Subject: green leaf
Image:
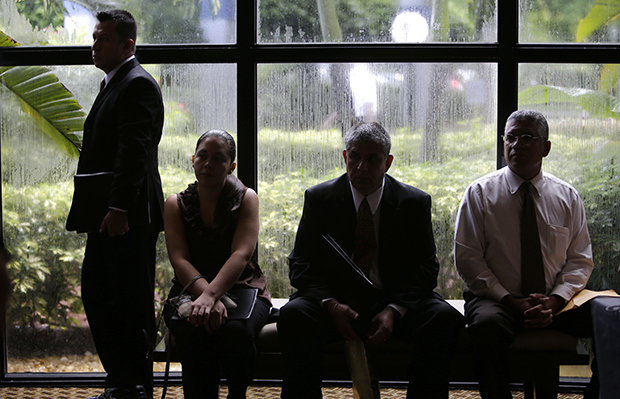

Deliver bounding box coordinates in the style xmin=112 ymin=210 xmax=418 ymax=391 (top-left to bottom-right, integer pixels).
xmin=0 ymin=30 xmax=84 ymax=157
xmin=599 ymin=64 xmax=620 ymax=93
xmin=519 ymin=85 xmax=620 ymax=120
xmin=0 ymin=31 xmax=20 ymax=46
xmin=576 ymin=1 xmax=620 ymax=42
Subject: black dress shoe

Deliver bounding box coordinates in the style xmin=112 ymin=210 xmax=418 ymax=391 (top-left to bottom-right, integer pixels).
xmin=87 ymin=386 xmax=150 ymax=399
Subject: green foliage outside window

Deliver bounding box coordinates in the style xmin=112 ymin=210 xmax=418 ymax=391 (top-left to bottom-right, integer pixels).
xmin=16 ymin=0 xmax=67 ymax=31
xmin=3 ymin=124 xmax=619 ymax=330
xmin=2 ymin=0 xmax=619 ymax=332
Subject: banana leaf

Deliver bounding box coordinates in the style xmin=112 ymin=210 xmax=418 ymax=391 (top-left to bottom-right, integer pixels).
xmin=599 ymin=64 xmax=620 ymax=93
xmin=519 ymin=85 xmax=620 ymax=120
xmin=576 ymin=0 xmax=620 ymax=43
xmin=0 ymin=30 xmax=84 ymax=157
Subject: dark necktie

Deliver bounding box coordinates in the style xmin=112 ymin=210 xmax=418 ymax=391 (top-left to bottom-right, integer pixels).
xmin=354 ymin=197 xmax=376 ymax=277
xmin=99 ymin=79 xmax=106 ymax=92
xmin=520 ymin=181 xmax=546 ymax=296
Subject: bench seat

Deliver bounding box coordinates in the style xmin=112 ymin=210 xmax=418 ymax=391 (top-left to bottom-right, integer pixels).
xmin=153 ymin=299 xmax=590 ymax=398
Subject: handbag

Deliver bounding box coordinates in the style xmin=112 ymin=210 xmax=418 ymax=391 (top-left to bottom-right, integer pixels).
xmin=167 ymin=282 xmax=258 ymax=321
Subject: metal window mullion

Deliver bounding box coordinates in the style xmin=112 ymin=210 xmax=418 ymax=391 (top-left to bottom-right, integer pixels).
xmin=496 ymin=0 xmax=519 ymax=170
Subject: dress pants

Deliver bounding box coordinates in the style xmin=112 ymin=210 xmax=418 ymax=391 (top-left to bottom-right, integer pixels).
xmin=81 ymin=228 xmax=159 ymax=396
xmin=278 ymin=292 xmax=464 ymax=399
xmin=464 ymin=296 xmax=597 ymax=399
xmin=168 ymin=298 xmax=271 ymax=399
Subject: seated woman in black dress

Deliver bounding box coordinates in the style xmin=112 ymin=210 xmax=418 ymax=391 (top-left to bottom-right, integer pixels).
xmin=164 ymin=129 xmax=271 ymax=399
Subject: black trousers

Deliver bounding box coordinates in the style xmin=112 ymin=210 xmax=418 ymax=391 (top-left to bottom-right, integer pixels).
xmin=81 ymin=228 xmax=159 ymax=395
xmin=277 ymin=292 xmax=464 ymax=399
xmin=464 ymin=295 xmax=597 ymax=399
xmin=167 ymin=297 xmax=271 ymax=399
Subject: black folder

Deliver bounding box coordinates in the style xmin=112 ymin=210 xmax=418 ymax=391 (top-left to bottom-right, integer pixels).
xmin=66 ymin=172 xmax=113 ymax=233
xmin=226 ymin=287 xmax=259 ymax=320
xmin=322 ymin=234 xmax=374 ymax=287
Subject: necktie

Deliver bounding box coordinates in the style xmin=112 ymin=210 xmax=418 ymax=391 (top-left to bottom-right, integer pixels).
xmin=520 ymin=182 xmax=546 ymax=296
xmin=354 ymin=197 xmax=376 ymax=277
xmin=100 ymin=79 xmax=106 ymax=92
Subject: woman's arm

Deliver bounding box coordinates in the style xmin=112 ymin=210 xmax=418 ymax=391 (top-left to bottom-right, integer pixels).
xmin=164 ymin=189 xmax=260 ymax=328
xmin=164 ymin=194 xmax=210 ymax=296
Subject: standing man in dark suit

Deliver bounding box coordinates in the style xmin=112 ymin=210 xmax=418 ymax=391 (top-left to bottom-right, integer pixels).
xmin=66 ymin=10 xmax=164 ymax=399
xmin=277 ymin=122 xmax=464 ymax=399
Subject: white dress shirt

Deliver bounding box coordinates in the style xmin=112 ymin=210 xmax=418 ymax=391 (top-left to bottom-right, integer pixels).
xmin=454 ymin=166 xmax=593 ymax=302
xmin=102 ymin=55 xmax=135 ymax=88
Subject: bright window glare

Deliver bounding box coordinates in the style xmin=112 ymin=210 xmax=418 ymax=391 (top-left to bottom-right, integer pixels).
xmin=391 ymin=11 xmax=429 ymax=43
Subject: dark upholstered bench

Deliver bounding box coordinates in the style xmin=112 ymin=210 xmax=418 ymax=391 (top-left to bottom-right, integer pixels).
xmin=152 ymin=299 xmax=590 ymax=398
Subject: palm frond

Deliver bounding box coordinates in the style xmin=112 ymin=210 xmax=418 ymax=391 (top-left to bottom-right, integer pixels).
xmin=0 ymin=30 xmax=84 ymax=157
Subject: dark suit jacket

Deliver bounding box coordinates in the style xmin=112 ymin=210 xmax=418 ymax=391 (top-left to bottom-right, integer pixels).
xmin=288 ymin=173 xmax=439 ymax=311
xmin=67 ymin=58 xmax=164 ymax=233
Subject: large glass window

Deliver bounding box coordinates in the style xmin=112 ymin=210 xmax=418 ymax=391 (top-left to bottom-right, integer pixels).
xmin=3 ymin=0 xmax=237 ymax=45
xmin=519 ymin=63 xmax=620 ymax=292
xmin=1 ymin=62 xmax=236 ymax=373
xmin=257 ymin=62 xmax=497 ymax=298
xmin=520 ymin=0 xmax=620 ymax=43
xmin=1 ymin=0 xmax=618 ymax=384
xmin=258 ymin=0 xmax=497 ymax=43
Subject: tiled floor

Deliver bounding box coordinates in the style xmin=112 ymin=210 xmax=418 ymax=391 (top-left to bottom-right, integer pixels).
xmin=0 ymin=386 xmax=584 ymax=398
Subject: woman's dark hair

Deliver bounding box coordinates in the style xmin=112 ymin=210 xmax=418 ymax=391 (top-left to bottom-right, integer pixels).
xmin=195 ymin=129 xmax=236 ymax=163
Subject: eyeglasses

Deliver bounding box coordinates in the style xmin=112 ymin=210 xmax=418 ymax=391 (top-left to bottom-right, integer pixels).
xmin=502 ymin=134 xmax=539 ymax=146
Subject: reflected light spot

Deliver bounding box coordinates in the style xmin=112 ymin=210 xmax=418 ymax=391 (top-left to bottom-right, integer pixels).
xmin=391 ymin=11 xmax=429 ymax=43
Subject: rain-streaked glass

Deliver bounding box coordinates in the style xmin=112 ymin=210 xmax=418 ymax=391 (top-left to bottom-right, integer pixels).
xmin=1 ymin=63 xmax=236 ymax=373
xmin=520 ymin=0 xmax=620 ymax=43
xmin=1 ymin=0 xmax=236 ymax=45
xmin=258 ymin=0 xmax=497 ymax=43
xmin=257 ymin=62 xmax=498 ymax=298
xmin=518 ymin=64 xmax=620 ymax=294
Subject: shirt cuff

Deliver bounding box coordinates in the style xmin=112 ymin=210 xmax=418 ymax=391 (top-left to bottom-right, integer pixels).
xmin=388 ymin=303 xmax=407 ymax=317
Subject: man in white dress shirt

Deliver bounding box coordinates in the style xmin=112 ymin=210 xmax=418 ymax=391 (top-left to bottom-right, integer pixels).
xmin=454 ymin=109 xmax=597 ymax=399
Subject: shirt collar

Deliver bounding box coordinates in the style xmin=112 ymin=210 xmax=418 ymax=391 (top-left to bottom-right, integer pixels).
xmin=505 ymin=166 xmax=543 ymax=197
xmin=104 ymin=55 xmax=135 ymax=87
xmin=349 ymin=177 xmax=384 ymax=215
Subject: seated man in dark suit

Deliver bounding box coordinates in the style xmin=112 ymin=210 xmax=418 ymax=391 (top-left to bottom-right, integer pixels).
xmin=277 ymin=122 xmax=464 ymax=399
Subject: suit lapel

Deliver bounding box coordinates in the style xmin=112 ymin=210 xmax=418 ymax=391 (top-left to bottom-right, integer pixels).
xmin=378 ymin=176 xmax=398 ymax=263
xmin=332 ymin=175 xmax=357 ymax=254
xmin=89 ymin=59 xmax=137 ymax=115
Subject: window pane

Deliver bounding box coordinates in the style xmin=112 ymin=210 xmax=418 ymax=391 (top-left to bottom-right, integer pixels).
xmin=257 ymin=62 xmax=498 ymax=299
xmin=518 ymin=63 xmax=620 ymax=379
xmin=1 ymin=63 xmax=236 ymax=373
xmin=519 ymin=0 xmax=620 ymax=43
xmin=258 ymin=1 xmax=497 ymax=43
xmin=519 ymin=63 xmax=620 ymax=292
xmin=1 ymin=0 xmax=236 ymax=46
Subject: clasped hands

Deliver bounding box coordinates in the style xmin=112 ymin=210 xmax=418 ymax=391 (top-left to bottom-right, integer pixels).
xmin=502 ymin=293 xmax=565 ymax=329
xmin=186 ymin=293 xmax=228 ymax=333
xmin=326 ymin=300 xmax=400 ymax=345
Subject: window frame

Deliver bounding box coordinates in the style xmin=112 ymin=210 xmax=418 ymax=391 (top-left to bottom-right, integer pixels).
xmin=1 ymin=0 xmax=619 ymax=386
